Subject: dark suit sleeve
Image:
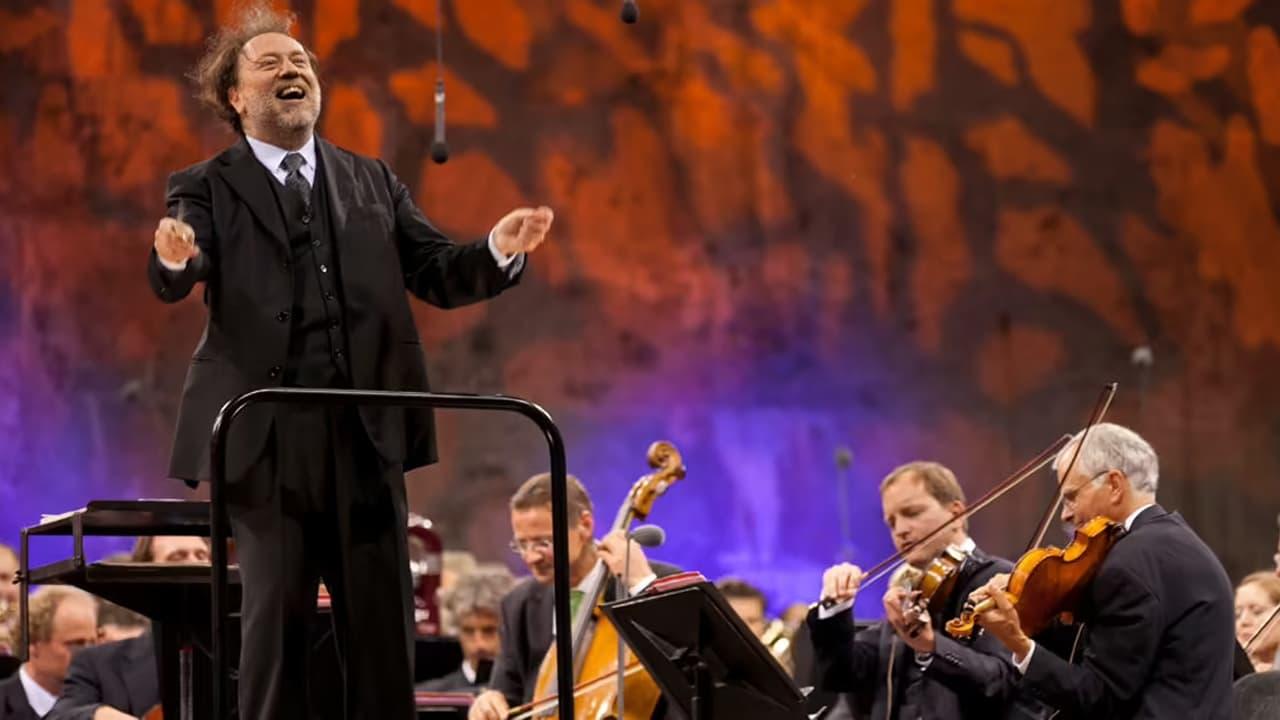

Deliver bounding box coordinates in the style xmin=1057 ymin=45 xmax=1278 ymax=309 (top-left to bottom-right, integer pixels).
xmin=381 ymin=161 xmax=521 ymax=309
xmin=926 ymin=632 xmax=1020 ymax=703
xmin=489 ymin=591 xmax=527 ymax=706
xmin=147 ymin=168 xmax=215 ymax=304
xmin=805 ymin=607 xmax=881 ymax=693
xmin=1019 ymin=562 xmax=1161 ymax=714
xmin=46 ymin=650 xmax=105 ymax=720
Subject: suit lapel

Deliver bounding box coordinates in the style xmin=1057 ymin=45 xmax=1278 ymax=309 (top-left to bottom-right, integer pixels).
xmin=216 ymin=139 xmax=288 ymax=250
xmin=528 ymin=584 xmax=553 ymax=662
xmin=316 ymin=138 xmax=353 ymax=235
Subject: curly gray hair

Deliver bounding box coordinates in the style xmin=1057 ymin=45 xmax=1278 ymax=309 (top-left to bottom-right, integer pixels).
xmin=444 ymin=565 xmax=515 ymax=622
xmin=1054 ymin=422 xmax=1159 ymax=495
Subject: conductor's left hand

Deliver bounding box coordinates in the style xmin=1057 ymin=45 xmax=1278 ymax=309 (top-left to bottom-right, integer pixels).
xmin=492 ymin=206 xmax=554 ymax=256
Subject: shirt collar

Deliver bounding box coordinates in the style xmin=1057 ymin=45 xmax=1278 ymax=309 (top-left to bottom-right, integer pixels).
xmin=1123 ymin=503 xmax=1156 ymax=531
xmin=244 ymin=133 xmax=316 ymax=175
xmin=460 ymin=659 xmax=476 ymax=684
xmin=575 ymin=560 xmax=606 ymax=593
xmin=18 ymin=665 xmax=57 ymax=716
xmin=954 ymin=536 xmax=977 ymax=553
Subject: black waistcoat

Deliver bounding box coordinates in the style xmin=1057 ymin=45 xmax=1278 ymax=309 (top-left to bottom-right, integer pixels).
xmin=264 ymin=158 xmax=353 ymax=388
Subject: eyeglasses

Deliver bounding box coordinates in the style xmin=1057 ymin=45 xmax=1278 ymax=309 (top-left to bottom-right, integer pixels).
xmin=1061 ymin=470 xmax=1113 ymax=508
xmin=508 ymin=537 xmax=554 ymax=556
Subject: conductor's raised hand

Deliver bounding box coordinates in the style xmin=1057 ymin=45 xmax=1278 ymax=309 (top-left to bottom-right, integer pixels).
xmin=154 ymin=216 xmax=199 ymax=265
xmin=492 ymin=206 xmax=554 ymax=257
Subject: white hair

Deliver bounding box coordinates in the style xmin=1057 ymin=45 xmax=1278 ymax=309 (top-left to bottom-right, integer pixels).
xmin=1054 ymin=422 xmax=1159 ymax=495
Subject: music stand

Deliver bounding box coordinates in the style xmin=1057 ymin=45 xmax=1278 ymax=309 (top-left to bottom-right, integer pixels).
xmin=600 ymin=574 xmax=808 ymax=720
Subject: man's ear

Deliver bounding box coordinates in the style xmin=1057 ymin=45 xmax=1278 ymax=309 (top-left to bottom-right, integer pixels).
xmin=228 ymin=85 xmax=244 ymax=115
xmin=580 ymin=511 xmax=594 ymax=536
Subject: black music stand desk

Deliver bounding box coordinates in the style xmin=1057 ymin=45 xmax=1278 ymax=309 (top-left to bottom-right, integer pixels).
xmin=601 ymin=575 xmax=808 ymax=720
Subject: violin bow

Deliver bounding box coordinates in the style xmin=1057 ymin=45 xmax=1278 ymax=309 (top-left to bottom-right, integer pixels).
xmin=821 ymin=432 xmax=1073 ymax=606
xmin=1023 ymin=383 xmax=1118 ymax=551
xmin=1246 ymin=601 xmax=1280 ymax=654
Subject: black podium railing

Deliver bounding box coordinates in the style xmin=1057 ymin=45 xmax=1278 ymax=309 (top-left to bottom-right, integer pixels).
xmin=208 ymin=388 xmax=575 ymax=720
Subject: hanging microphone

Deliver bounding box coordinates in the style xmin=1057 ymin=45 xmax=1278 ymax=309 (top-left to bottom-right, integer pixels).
xmin=621 ymin=0 xmax=638 ymax=24
xmin=628 ymin=524 xmax=665 ymax=548
xmin=430 ymin=78 xmax=449 ymax=164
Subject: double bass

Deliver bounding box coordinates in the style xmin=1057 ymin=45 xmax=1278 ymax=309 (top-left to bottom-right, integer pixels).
xmin=509 ymin=441 xmax=687 ymax=720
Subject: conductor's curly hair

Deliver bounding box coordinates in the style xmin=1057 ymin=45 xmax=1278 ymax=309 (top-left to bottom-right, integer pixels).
xmin=190 ymin=2 xmax=319 ymax=135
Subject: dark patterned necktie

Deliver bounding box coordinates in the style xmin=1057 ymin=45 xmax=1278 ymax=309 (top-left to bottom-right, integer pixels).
xmin=280 ymin=152 xmax=311 ymax=207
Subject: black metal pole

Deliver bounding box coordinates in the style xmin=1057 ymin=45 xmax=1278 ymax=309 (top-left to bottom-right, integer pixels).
xmin=208 ymin=388 xmax=574 ymax=720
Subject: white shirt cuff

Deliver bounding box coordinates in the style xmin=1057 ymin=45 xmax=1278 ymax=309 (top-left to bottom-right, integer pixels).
xmin=1012 ymin=641 xmax=1036 ymax=674
xmin=817 ymin=597 xmax=854 ymax=620
xmin=629 ymin=573 xmax=658 ymax=596
xmin=487 ymin=229 xmax=521 ymax=269
xmin=158 ymin=255 xmax=189 ymax=271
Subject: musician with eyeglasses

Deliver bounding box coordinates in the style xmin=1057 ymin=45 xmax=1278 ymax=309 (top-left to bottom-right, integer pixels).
xmin=468 ymin=473 xmax=679 ymax=720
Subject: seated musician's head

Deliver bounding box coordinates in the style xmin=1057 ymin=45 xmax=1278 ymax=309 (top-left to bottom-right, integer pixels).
xmin=97 ymin=599 xmax=150 ymax=643
xmin=1236 ymin=571 xmax=1280 ymax=672
xmin=716 ymin=577 xmax=769 ymax=638
xmin=444 ymin=566 xmax=515 ymax=673
xmin=130 ymin=535 xmax=211 ymax=564
xmin=509 ymin=473 xmax=596 ymax=585
xmin=1053 ymin=423 xmax=1158 ymax=530
xmin=24 ymin=586 xmax=98 ymax=695
xmin=879 ymin=461 xmax=969 ymax=568
xmin=0 ymin=542 xmax=17 ymax=608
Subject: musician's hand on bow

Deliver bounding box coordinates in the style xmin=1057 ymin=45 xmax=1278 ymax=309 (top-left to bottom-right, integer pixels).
xmin=820 ymin=563 xmax=864 ymax=607
xmin=971 ymin=574 xmax=1033 ymax=660
xmin=154 ymin=216 xmax=199 ymax=265
xmin=884 ymin=586 xmax=935 ymax=653
xmin=469 ymin=690 xmax=509 ymax=720
xmin=597 ymin=529 xmax=654 ymax=589
xmin=492 ymin=205 xmax=554 ymax=257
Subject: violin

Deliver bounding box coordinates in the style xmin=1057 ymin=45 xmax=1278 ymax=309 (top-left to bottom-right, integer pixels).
xmin=513 ymin=441 xmax=687 ymax=720
xmin=945 ymin=384 xmax=1121 ymax=641
xmin=898 ymin=544 xmax=971 ymax=636
xmin=945 ymin=516 xmax=1123 ymax=639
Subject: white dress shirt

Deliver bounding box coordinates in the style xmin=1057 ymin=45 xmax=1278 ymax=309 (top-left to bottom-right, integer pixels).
xmin=159 ymin=134 xmax=522 ymax=274
xmin=550 ymin=560 xmax=657 ymax=636
xmin=18 ymin=664 xmax=57 ymax=717
xmin=1012 ymin=503 xmax=1155 ymax=673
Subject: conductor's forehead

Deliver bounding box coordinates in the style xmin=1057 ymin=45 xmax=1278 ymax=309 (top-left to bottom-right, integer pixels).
xmin=242 ymin=32 xmax=307 ymax=60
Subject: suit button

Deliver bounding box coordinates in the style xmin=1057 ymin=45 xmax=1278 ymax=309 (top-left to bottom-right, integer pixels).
xmin=324 ymin=292 xmax=335 ymax=301
xmin=320 ymin=264 xmax=328 ymax=273
xmin=276 ymin=310 xmax=290 ymax=322
xmin=312 ymin=239 xmax=321 ymax=247
xmin=329 ymin=320 xmax=340 ymax=330
xmin=268 ymin=366 xmax=282 ymax=379
xmin=334 ymin=350 xmax=344 ymax=359
xmin=302 ymin=212 xmax=312 ymax=224
xmin=280 ymin=261 xmax=290 ymax=272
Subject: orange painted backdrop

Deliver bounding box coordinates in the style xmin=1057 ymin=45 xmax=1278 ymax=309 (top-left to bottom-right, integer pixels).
xmin=3 ymin=0 xmax=1279 ymax=608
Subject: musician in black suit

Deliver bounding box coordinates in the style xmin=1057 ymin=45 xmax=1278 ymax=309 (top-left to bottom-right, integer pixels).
xmin=470 ymin=474 xmax=680 ymax=720
xmin=46 ymin=633 xmax=158 ymax=720
xmin=417 ymin=567 xmax=515 ymax=694
xmin=148 ymin=7 xmax=553 ymax=720
xmin=971 ymin=423 xmax=1236 ymax=719
xmin=0 ymin=676 xmax=37 ymax=720
xmin=807 ymin=461 xmax=1026 ymax=720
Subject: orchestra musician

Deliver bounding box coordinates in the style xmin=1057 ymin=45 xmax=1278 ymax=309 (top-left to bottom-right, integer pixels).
xmin=968 ymin=423 xmax=1235 ymax=719
xmin=807 ymin=461 xmax=1023 ymax=719
xmin=469 ymin=473 xmax=679 ymax=720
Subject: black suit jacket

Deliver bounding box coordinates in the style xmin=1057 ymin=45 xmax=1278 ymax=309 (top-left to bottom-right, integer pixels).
xmin=1019 ymin=505 xmax=1235 ymax=719
xmin=417 ymin=667 xmax=484 ymax=694
xmin=0 ymin=673 xmax=37 ymax=720
xmin=148 ymin=138 xmax=521 ymax=483
xmin=489 ymin=561 xmax=681 ymax=706
xmin=807 ymin=547 xmax=1018 ymax=720
xmin=46 ymin=633 xmax=158 ymax=720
